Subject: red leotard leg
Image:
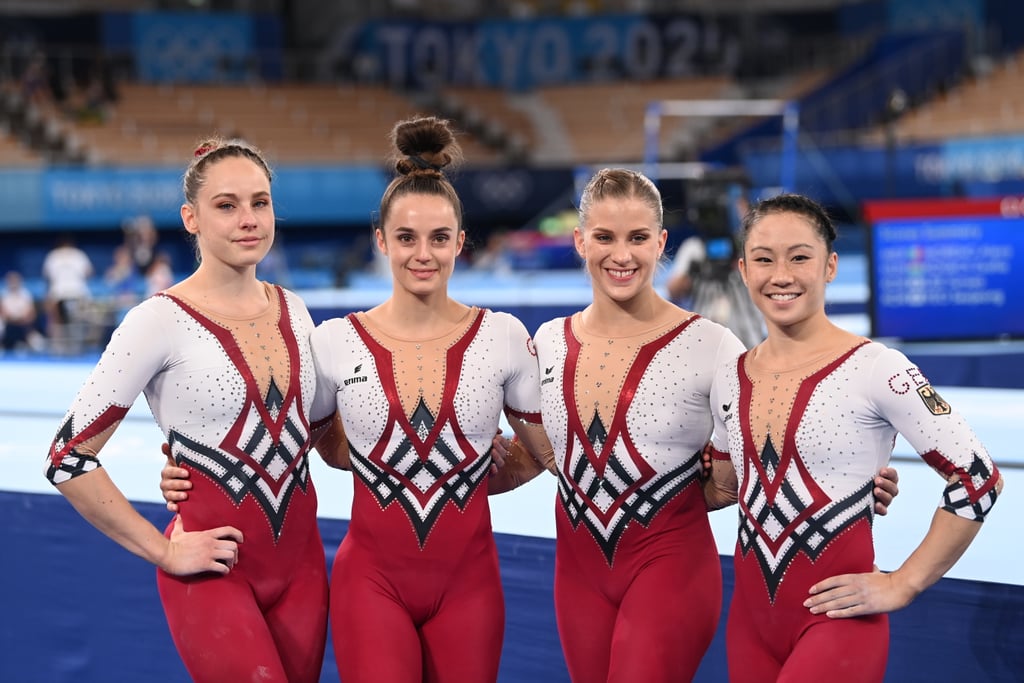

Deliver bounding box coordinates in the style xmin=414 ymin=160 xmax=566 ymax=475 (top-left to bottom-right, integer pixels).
xmin=330 ymin=536 xmax=505 ymax=683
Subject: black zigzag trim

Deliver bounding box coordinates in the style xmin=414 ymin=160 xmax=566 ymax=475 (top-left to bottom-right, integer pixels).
xmin=348 ymin=398 xmax=490 ymax=548
xmin=46 ymin=448 xmax=102 ymax=484
xmin=942 ymin=454 xmax=999 ymax=521
xmin=559 ymin=449 xmax=702 ymax=566
xmin=349 ymin=443 xmax=490 ymax=549
xmin=739 ymin=479 xmax=873 ymax=603
xmin=168 ymin=427 xmax=307 ymax=542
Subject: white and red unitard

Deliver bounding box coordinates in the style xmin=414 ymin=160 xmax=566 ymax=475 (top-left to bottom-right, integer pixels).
xmin=45 ymin=284 xmax=329 ymax=683
xmin=710 ymin=341 xmax=1001 ymax=682
xmin=534 ymin=313 xmax=745 ymax=683
xmin=309 ymin=307 xmax=543 ymax=683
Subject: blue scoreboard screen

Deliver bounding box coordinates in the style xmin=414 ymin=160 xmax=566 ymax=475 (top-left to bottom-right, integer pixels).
xmin=869 ymin=213 xmax=1023 ymax=341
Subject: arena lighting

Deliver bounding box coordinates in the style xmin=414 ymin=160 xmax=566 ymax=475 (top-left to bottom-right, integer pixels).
xmin=642 ymin=98 xmax=800 ymax=190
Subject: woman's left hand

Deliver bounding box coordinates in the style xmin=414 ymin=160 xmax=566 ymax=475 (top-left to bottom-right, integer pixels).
xmin=804 ymin=567 xmax=916 ymax=618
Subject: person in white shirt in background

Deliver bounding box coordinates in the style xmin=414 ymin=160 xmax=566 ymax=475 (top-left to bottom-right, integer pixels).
xmin=41 ymin=233 xmax=94 ymax=354
xmin=1 ymin=270 xmax=45 ymax=353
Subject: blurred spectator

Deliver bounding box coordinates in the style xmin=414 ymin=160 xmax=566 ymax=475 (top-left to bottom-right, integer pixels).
xmin=1 ymin=270 xmax=45 ymax=353
xmin=471 ymin=228 xmax=513 ymax=275
xmin=68 ymin=75 xmax=109 ymax=125
xmin=122 ymin=214 xmax=159 ymax=275
xmin=144 ymin=251 xmax=175 ymax=298
xmin=42 ymin=233 xmax=94 ymax=354
xmin=20 ymin=50 xmax=53 ymax=106
xmin=104 ymin=244 xmax=143 ymax=306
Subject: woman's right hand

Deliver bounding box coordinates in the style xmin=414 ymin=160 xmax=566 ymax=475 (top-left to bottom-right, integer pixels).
xmin=162 ymin=515 xmax=243 ymax=576
xmin=489 ymin=429 xmax=511 ymax=476
xmin=159 ymin=443 xmax=191 ymax=513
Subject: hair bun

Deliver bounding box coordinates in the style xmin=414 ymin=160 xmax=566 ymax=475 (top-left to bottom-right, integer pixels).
xmin=194 ymin=143 xmax=217 ymax=158
xmin=390 ymin=116 xmax=462 ymax=177
xmin=407 ymin=154 xmax=443 ymax=171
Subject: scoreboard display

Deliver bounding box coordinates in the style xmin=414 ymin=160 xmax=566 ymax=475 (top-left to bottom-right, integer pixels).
xmin=866 ymin=197 xmax=1024 ymax=342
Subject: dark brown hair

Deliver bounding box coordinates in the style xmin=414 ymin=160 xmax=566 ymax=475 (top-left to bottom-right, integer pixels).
xmin=378 ymin=116 xmax=464 ymax=232
xmin=739 ymin=192 xmax=837 ymax=254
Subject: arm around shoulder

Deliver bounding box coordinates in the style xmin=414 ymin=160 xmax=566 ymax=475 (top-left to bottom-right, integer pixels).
xmin=487 ymin=419 xmax=557 ymax=495
xmin=703 ymin=446 xmax=738 ymax=511
xmin=313 ymin=412 xmax=351 ymax=470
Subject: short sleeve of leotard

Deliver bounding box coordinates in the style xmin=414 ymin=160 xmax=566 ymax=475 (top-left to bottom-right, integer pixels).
xmin=867 ymin=344 xmax=1000 ymax=521
xmin=282 ymin=288 xmax=315 ymax=332
xmin=708 ymin=327 xmax=745 ymax=458
xmin=492 ymin=311 xmax=542 ymax=422
xmin=309 ymin=318 xmax=343 ymax=423
xmin=713 ymin=325 xmax=747 ymax=374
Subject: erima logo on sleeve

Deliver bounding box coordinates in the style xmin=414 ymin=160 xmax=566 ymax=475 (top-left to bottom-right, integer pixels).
xmin=344 ymin=364 xmax=368 ymax=386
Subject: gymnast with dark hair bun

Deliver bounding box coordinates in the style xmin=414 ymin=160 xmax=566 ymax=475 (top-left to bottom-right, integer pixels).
xmin=305 ymin=115 xmax=556 ymax=683
xmin=45 ymin=138 xmax=330 ymax=682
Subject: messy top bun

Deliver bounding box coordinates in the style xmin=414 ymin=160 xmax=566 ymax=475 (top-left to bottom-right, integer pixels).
xmin=378 ymin=116 xmax=464 ymax=231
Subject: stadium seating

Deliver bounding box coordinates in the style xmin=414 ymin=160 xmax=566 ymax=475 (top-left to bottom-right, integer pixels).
xmin=56 ymin=82 xmax=501 ymax=166
xmin=533 ymin=76 xmax=738 ymax=163
xmin=47 ymin=73 xmax=848 ymax=168
xmin=56 ymin=77 xmax=743 ymax=167
xmin=17 ymin=49 xmax=862 ymax=170
xmin=866 ymin=48 xmax=1024 ymax=144
xmin=0 ymin=127 xmax=42 ymax=166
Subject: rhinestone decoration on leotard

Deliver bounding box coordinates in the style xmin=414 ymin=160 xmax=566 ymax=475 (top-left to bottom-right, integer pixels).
xmin=736 ymin=345 xmax=876 ymax=602
xmin=738 ymin=434 xmax=873 ymax=603
xmin=343 ymin=309 xmax=498 ymax=548
xmin=717 ymin=341 xmax=1003 ymax=603
xmin=556 ymin=315 xmax=704 ymax=565
xmin=169 ymin=376 xmax=310 ymax=541
xmin=44 ymin=286 xmax=318 ymax=543
xmin=348 ymin=395 xmax=492 ymax=548
xmin=163 ymin=289 xmax=312 ymax=542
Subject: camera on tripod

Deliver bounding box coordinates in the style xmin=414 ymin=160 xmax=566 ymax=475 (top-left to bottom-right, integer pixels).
xmin=685 ymin=172 xmax=747 ymax=284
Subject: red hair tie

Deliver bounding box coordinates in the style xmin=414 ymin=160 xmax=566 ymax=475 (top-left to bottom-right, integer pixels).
xmin=194 ymin=144 xmax=216 ymax=157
